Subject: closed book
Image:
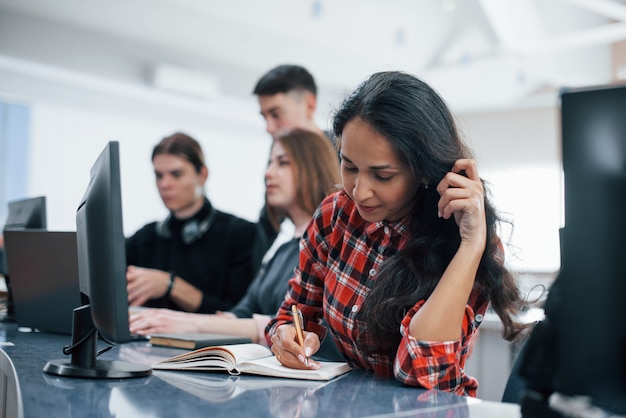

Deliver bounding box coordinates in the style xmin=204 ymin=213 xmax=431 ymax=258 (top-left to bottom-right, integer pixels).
xmin=149 ymin=333 xmax=252 ymax=350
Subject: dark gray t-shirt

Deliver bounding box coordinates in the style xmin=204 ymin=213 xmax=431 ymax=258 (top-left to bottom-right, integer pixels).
xmin=229 ymin=237 xmax=345 ymax=361
xmin=229 ymin=238 xmax=299 ymax=318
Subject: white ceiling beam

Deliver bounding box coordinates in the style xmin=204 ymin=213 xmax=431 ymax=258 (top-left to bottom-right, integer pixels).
xmin=478 ymin=0 xmax=544 ymax=52
xmin=535 ymin=22 xmax=626 ymax=52
xmin=558 ymin=0 xmax=626 ymax=22
xmin=421 ymin=20 xmax=479 ymax=69
xmin=0 ymin=54 xmax=260 ymax=127
xmin=423 ymin=55 xmax=546 ymax=113
xmin=479 ymin=0 xmax=626 ymax=53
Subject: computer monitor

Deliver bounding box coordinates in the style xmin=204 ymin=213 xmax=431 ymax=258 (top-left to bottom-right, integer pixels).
xmin=4 ymin=196 xmax=47 ymax=229
xmin=520 ymin=84 xmax=626 ymax=415
xmin=43 ymin=141 xmax=151 ymax=379
xmin=2 ymin=195 xmax=47 ymax=313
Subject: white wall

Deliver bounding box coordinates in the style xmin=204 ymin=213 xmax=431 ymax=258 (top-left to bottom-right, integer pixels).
xmin=457 ymin=107 xmax=562 ymax=272
xmin=0 ymin=56 xmax=272 ymax=237
xmin=27 ymin=101 xmax=271 ymax=237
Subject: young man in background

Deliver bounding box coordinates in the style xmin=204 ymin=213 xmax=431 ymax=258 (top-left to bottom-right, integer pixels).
xmin=253 ymin=64 xmax=327 ymax=141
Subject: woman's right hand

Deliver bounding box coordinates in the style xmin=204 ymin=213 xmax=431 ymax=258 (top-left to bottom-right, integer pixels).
xmin=270 ymin=324 xmax=321 ymax=370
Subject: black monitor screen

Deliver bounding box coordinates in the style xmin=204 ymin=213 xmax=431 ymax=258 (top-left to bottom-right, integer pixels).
xmin=2 ymin=195 xmax=47 ymax=287
xmin=520 ymin=84 xmax=626 ymax=415
xmin=43 ymin=141 xmax=150 ymax=379
xmin=558 ymin=84 xmax=626 ymax=411
xmin=75 ymin=141 xmax=130 ymax=343
xmin=4 ymin=196 xmax=47 ymax=229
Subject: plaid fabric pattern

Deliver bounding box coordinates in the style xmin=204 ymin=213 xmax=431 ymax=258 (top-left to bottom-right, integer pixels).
xmin=267 ymin=190 xmax=488 ymax=396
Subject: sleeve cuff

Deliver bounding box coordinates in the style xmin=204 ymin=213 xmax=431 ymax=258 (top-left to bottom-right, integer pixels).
xmin=252 ymin=314 xmax=271 ymax=346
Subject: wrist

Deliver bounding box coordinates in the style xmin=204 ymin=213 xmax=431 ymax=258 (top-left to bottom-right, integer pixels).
xmin=165 ymin=271 xmax=176 ymax=299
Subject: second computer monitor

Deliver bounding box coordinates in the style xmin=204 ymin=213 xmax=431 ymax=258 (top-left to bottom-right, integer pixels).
xmin=4 ymin=196 xmax=47 ymax=230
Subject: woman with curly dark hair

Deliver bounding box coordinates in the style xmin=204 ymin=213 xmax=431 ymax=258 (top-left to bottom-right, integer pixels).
xmin=267 ymin=71 xmax=527 ymax=396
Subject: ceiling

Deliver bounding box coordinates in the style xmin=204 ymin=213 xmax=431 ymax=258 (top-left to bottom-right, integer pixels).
xmin=1 ymin=0 xmax=626 ymax=115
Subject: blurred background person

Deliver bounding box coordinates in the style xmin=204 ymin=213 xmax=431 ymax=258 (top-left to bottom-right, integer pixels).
xmin=253 ymin=64 xmax=327 ymax=141
xmin=126 ymin=132 xmax=267 ymax=313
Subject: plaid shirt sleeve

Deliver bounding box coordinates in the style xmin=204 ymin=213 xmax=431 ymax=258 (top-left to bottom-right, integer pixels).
xmin=265 ymin=190 xmax=490 ymax=397
xmin=394 ymin=291 xmax=488 ymax=396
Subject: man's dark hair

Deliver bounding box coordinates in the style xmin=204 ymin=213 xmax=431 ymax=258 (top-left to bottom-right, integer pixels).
xmin=253 ymin=65 xmax=317 ymax=96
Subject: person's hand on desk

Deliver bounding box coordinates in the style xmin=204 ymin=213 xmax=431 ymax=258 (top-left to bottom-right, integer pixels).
xmin=129 ymin=308 xmax=199 ymax=335
xmin=126 ymin=265 xmax=171 ymax=306
xmin=270 ymin=324 xmax=321 ymax=370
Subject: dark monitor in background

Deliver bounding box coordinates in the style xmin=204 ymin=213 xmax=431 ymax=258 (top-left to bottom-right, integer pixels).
xmin=520 ymin=84 xmax=626 ymax=416
xmin=5 ymin=196 xmax=47 ymax=229
xmin=3 ymin=230 xmax=80 ymax=335
xmin=44 ymin=141 xmax=151 ymax=379
xmin=1 ymin=195 xmax=48 ymax=317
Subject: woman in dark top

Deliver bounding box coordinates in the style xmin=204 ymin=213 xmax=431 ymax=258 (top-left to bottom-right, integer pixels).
xmin=125 ymin=132 xmax=268 ymax=314
xmin=129 ymin=128 xmax=341 ymax=346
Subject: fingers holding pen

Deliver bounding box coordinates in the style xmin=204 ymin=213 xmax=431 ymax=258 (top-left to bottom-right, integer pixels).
xmin=270 ymin=325 xmax=320 ymax=370
xmin=303 ymin=332 xmax=320 ymax=365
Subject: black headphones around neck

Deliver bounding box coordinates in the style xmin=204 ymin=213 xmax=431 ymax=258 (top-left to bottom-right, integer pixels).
xmin=155 ymin=207 xmax=216 ymax=245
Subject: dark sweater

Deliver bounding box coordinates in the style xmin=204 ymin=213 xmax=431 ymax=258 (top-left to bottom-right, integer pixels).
xmin=125 ymin=198 xmax=266 ymax=313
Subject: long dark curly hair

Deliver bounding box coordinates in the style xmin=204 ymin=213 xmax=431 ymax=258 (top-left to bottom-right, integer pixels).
xmin=332 ymin=71 xmax=526 ymax=347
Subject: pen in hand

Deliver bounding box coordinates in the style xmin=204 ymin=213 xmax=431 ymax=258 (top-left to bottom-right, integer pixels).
xmin=291 ymin=305 xmax=308 ymax=366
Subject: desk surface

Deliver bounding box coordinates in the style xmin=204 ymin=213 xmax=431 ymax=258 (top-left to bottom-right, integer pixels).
xmin=0 ymin=323 xmax=520 ymax=418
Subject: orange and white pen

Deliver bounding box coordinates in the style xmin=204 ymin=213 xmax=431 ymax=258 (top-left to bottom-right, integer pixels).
xmin=291 ymin=305 xmax=308 ymax=366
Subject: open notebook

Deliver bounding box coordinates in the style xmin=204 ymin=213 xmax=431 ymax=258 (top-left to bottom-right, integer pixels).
xmin=151 ymin=343 xmax=352 ymax=381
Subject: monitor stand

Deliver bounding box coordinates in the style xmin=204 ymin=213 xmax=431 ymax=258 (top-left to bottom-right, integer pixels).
xmin=43 ymin=304 xmax=151 ymax=378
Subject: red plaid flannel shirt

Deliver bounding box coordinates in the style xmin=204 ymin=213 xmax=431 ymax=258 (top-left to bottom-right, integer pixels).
xmin=266 ymin=190 xmax=488 ymax=396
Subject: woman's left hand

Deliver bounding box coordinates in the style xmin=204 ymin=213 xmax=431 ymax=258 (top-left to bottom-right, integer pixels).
xmin=129 ymin=308 xmax=198 ymax=335
xmin=436 ymin=159 xmax=486 ymax=249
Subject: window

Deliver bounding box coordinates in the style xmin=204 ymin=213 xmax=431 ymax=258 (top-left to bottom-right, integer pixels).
xmin=0 ymin=100 xmax=31 ymax=226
